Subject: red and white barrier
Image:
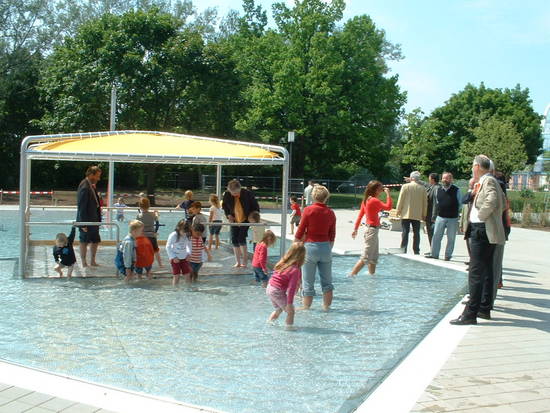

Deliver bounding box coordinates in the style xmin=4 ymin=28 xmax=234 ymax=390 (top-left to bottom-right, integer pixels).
xmin=0 ymin=190 xmax=53 ymax=195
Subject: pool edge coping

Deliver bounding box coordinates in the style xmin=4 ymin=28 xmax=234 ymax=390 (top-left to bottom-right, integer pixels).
xmin=0 ymin=357 xmax=224 ymax=413
xmin=355 ymin=253 xmax=470 ymax=413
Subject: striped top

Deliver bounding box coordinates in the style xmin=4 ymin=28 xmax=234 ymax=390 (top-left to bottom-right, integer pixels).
xmin=189 ymin=236 xmax=205 ymax=263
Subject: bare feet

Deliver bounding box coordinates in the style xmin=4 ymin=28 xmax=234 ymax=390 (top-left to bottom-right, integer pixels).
xmin=90 ymin=262 xmax=100 ymax=267
xmin=239 ymin=264 xmax=247 ymax=268
xmin=322 ymin=305 xmax=330 ymax=312
xmin=82 ymin=262 xmax=88 ymax=268
xmin=233 ymin=263 xmax=241 ymax=268
xmin=296 ymin=306 xmax=310 ymax=311
xmin=284 ymin=325 xmax=298 ymax=331
xmin=347 ymin=273 xmax=357 ymax=278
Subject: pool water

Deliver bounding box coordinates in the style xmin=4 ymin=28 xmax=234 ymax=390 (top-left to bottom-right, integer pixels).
xmin=0 ymin=208 xmax=467 ymax=413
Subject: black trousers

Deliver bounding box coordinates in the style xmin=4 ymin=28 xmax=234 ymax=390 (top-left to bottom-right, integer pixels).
xmin=464 ymin=223 xmax=495 ymax=318
xmin=426 ymin=219 xmax=434 ymax=245
xmin=401 ymin=219 xmax=421 ymax=254
xmin=230 ymin=225 xmax=249 ymax=247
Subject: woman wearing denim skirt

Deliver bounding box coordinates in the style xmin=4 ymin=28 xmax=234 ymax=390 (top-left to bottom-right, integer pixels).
xmin=294 ymin=185 xmax=336 ymax=311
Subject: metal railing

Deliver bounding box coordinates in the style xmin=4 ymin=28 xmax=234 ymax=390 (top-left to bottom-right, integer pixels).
xmin=25 ymin=221 xmax=121 ymax=244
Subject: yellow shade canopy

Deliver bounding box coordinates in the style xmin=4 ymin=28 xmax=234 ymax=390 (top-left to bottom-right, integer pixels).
xmin=27 ymin=131 xmax=285 ymax=165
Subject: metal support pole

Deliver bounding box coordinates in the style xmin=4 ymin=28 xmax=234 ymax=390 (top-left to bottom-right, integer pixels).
xmin=107 ymin=84 xmax=116 ymax=240
xmin=216 ymin=165 xmax=222 ymax=198
xmin=280 ymin=149 xmax=290 ymax=258
xmin=18 ymin=153 xmax=31 ymax=277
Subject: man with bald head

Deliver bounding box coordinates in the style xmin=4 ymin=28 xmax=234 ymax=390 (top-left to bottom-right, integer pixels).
xmin=451 ymin=155 xmax=506 ymax=325
xmin=427 ymin=172 xmax=461 ymax=261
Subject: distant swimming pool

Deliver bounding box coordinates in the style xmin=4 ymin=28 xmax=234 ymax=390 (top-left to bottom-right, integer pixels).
xmin=0 ymin=208 xmax=467 ymax=413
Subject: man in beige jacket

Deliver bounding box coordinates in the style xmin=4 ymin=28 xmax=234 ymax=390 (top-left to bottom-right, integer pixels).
xmin=396 ymin=171 xmax=428 ymax=254
xmin=451 ymin=155 xmax=506 ymax=325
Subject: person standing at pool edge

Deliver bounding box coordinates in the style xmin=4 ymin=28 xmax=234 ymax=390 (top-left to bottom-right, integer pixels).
xmin=77 ymin=166 xmax=102 ymax=267
xmin=222 ymin=179 xmax=260 ymax=268
xmin=396 ymin=171 xmax=427 ymax=255
xmin=350 ymin=181 xmax=392 ymax=276
xmin=295 ymin=185 xmax=336 ymax=311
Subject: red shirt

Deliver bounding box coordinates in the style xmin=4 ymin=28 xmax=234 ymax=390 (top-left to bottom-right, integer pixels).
xmin=295 ymin=202 xmax=336 ymax=243
xmin=135 ymin=236 xmax=154 ymax=268
xmin=291 ymin=203 xmax=301 ymax=216
xmin=354 ymin=196 xmax=392 ymax=230
xmin=252 ymin=242 xmax=268 ymax=271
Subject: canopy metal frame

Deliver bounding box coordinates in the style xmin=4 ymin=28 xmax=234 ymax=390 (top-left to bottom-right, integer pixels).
xmin=19 ymin=130 xmax=290 ymax=277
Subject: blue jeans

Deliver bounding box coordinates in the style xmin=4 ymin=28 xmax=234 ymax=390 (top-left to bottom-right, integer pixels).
xmin=253 ymin=267 xmax=268 ymax=282
xmin=302 ymin=242 xmax=333 ymax=297
xmin=431 ymin=217 xmax=458 ymax=259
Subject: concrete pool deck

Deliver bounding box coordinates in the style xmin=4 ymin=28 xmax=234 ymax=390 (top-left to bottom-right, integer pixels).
xmin=1 ymin=206 xmax=549 ymax=412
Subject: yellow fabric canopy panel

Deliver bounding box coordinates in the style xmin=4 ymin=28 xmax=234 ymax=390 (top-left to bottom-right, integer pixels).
xmin=33 ymin=132 xmax=280 ymax=160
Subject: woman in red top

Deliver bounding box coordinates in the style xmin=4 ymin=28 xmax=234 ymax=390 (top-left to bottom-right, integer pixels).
xmin=294 ymin=185 xmax=336 ymax=311
xmin=350 ymin=180 xmax=392 ymax=276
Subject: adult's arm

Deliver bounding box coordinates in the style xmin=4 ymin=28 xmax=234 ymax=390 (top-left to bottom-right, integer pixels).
xmin=462 ymin=191 xmax=473 ymax=205
xmin=396 ymin=185 xmax=405 ymax=217
xmin=286 ymin=267 xmax=301 ymax=304
xmin=328 ymin=210 xmax=336 ymax=243
xmin=421 ymin=188 xmax=428 ymax=220
xmin=381 ymin=193 xmax=392 ymax=210
xmin=294 ymin=209 xmax=308 ymax=241
xmin=477 ymin=178 xmax=498 ymax=222
xmin=248 ymin=190 xmax=260 ymax=213
xmin=222 ymin=191 xmax=233 ymax=218
xmin=456 ymin=187 xmax=462 ymax=205
xmin=76 ymin=183 xmax=87 ymax=223
xmin=353 ymin=202 xmax=366 ymax=231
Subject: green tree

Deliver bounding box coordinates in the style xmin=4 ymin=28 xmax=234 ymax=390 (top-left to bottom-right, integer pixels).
xmin=459 ymin=115 xmax=528 ymax=178
xmin=231 ymin=0 xmax=405 ymax=178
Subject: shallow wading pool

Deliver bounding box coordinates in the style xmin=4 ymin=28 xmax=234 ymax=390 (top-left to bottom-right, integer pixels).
xmin=0 ymin=208 xmax=467 ymax=412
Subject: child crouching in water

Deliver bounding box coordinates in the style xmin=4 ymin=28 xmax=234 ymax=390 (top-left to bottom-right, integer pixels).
xmin=115 ymin=220 xmax=145 ymax=281
xmin=266 ymin=242 xmax=305 ymax=330
xmin=252 ymin=230 xmax=276 ymax=287
xmin=166 ymin=219 xmax=192 ymax=286
xmin=53 ymin=226 xmax=76 ymax=277
xmin=188 ymin=223 xmax=212 ymax=284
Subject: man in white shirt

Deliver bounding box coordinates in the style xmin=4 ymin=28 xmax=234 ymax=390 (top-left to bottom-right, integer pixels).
xmin=303 ymin=180 xmax=315 ymax=207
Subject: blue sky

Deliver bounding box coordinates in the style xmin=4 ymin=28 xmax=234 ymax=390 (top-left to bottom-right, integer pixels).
xmin=195 ymin=0 xmax=549 ymax=116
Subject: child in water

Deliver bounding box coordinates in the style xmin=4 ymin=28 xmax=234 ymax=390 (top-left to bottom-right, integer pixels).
xmin=166 ymin=219 xmax=192 ymax=286
xmin=114 ymin=197 xmax=127 ymax=222
xmin=251 ymin=230 xmax=276 ymax=287
xmin=115 ymin=220 xmax=144 ymax=282
xmin=266 ymin=242 xmax=305 ymax=330
xmin=188 ymin=223 xmax=212 ymax=284
xmin=208 ymin=194 xmax=223 ymax=250
xmin=53 ymin=226 xmax=76 ymax=277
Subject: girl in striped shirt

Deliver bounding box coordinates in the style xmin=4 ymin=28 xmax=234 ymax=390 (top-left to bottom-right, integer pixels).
xmin=189 ymin=223 xmax=212 ymax=284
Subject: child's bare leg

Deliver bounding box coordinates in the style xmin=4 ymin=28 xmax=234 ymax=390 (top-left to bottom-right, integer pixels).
xmin=184 ymin=273 xmax=192 ymax=285
xmin=172 ymin=273 xmax=180 ymax=286
xmin=67 ymin=265 xmax=74 ymax=278
xmin=54 ymin=264 xmax=62 ymax=276
xmin=285 ymin=304 xmax=295 ymax=326
xmin=368 ymin=263 xmax=376 ymax=275
xmin=215 ymin=235 xmax=219 ymax=249
xmin=268 ymin=308 xmax=283 ymax=322
xmin=155 ymin=251 xmax=163 ymax=267
xmin=290 ymin=223 xmax=294 ymax=234
xmin=208 ymin=235 xmax=213 ymax=250
xmin=233 ymin=247 xmax=242 ymax=267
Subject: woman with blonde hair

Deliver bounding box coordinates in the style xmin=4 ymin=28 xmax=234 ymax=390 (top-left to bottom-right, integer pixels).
xmin=294 ymin=185 xmax=336 ymax=311
xmin=266 ymin=242 xmax=306 ymax=330
xmin=350 ymin=180 xmax=392 ymax=276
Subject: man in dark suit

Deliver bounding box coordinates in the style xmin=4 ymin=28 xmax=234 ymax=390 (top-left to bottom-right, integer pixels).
xmin=77 ymin=166 xmax=102 ymax=267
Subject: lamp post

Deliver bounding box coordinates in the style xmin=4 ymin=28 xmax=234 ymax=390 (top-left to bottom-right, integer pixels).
xmin=288 ymin=131 xmax=295 ymax=192
xmin=107 ymin=84 xmax=116 ymax=239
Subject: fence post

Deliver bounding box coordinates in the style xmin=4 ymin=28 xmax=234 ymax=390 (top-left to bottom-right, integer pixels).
xmin=0 ymin=189 xmax=2 ymax=205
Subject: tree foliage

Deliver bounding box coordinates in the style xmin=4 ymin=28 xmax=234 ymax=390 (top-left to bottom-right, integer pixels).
xmin=459 ymin=115 xmax=527 ymax=178
xmin=396 ymin=83 xmax=542 ymax=178
xmin=230 ymin=0 xmax=405 ymax=178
